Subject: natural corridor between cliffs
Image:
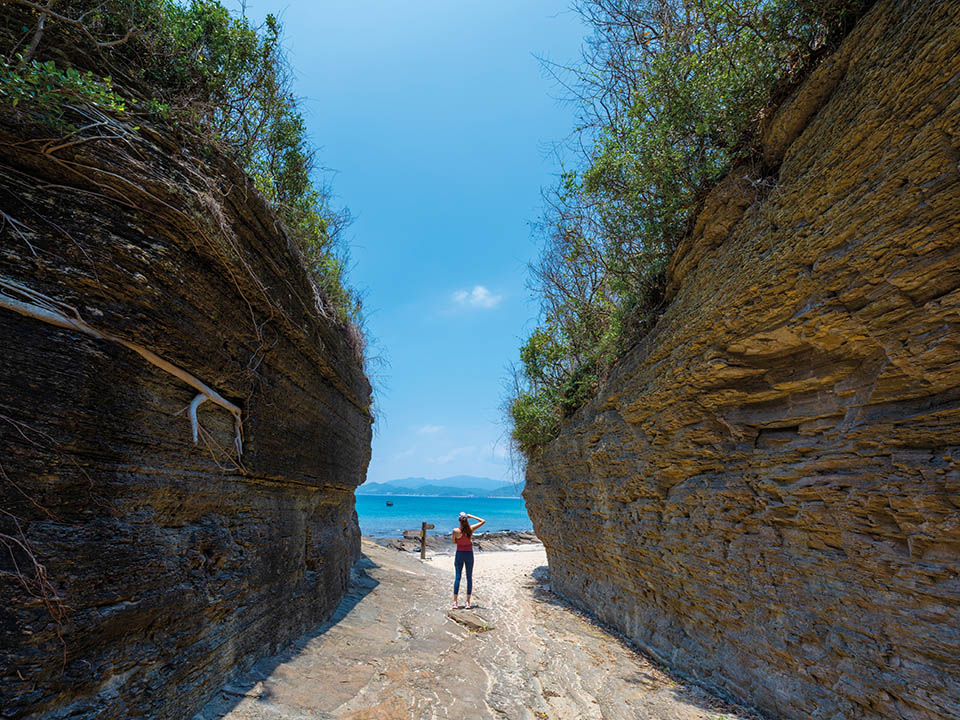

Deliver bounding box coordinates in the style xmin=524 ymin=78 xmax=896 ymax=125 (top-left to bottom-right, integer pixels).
xmin=195 ymin=540 xmax=758 ymax=720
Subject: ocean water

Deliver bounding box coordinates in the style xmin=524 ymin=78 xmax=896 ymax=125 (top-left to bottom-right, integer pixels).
xmin=355 ymin=495 xmax=533 ymax=537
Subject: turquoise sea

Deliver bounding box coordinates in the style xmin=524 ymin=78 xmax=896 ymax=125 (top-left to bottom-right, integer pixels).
xmin=355 ymin=495 xmax=533 ymax=537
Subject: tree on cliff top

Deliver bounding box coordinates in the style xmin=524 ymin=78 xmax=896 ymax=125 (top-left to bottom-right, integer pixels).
xmin=0 ymin=0 xmax=363 ymax=336
xmin=507 ymin=0 xmax=869 ymax=459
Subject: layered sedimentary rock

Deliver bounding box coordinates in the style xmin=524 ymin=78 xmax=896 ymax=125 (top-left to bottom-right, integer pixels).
xmin=0 ymin=110 xmax=372 ymax=718
xmin=525 ymin=1 xmax=960 ymax=718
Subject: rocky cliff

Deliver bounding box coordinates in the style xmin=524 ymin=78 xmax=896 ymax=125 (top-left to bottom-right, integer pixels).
xmin=524 ymin=1 xmax=960 ymax=718
xmin=0 ymin=108 xmax=372 ymax=718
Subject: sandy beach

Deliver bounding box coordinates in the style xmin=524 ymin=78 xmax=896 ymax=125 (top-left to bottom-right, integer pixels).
xmin=197 ymin=538 xmax=762 ymax=719
xmin=424 ymin=544 xmax=549 ymax=597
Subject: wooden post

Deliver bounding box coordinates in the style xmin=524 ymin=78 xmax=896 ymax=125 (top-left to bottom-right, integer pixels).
xmin=403 ymin=524 xmax=435 ymax=560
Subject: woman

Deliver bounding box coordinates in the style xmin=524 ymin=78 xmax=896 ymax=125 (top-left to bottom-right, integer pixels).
xmin=451 ymin=511 xmax=485 ymax=609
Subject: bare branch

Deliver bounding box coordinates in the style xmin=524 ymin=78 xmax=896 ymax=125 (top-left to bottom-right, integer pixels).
xmin=2 ymin=0 xmax=138 ymax=52
xmin=21 ymin=0 xmax=52 ymax=63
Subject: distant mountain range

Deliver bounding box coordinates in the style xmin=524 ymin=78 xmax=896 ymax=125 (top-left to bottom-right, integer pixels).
xmin=357 ymin=475 xmax=523 ymax=497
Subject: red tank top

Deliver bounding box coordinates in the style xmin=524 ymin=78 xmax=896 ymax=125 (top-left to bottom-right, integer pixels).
xmin=456 ymin=532 xmax=473 ymax=551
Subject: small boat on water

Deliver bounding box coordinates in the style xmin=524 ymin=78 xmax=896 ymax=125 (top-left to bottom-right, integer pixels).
xmin=385 ymin=501 xmax=393 ymax=506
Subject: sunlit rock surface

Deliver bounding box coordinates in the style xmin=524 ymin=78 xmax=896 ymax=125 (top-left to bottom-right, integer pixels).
xmin=525 ymin=1 xmax=960 ymax=718
xmin=0 ymin=112 xmax=372 ymax=719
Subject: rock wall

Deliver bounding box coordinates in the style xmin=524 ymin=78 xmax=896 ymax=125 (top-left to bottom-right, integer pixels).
xmin=0 ymin=110 xmax=372 ymax=718
xmin=524 ymin=1 xmax=960 ymax=718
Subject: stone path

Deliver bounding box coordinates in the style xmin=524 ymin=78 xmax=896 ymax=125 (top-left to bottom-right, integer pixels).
xmin=196 ymin=539 xmax=762 ymax=720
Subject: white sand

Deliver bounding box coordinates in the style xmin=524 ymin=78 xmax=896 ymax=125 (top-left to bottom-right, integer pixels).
xmin=426 ymin=547 xmax=546 ymax=571
xmin=426 ymin=546 xmax=548 ymax=609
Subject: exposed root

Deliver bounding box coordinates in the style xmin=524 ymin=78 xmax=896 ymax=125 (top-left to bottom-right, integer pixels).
xmin=0 ymin=511 xmax=65 ymax=624
xmin=2 ymin=108 xmax=370 ymax=408
xmin=0 ymin=276 xmax=244 ymax=461
xmin=0 ymin=508 xmax=68 ymax=668
xmin=0 ymin=417 xmax=99 ymax=660
xmin=188 ymin=393 xmax=206 ymax=444
xmin=0 ymin=208 xmax=36 ymax=256
xmin=197 ymin=424 xmax=246 ymax=474
xmin=0 ymin=411 xmax=95 ymax=490
xmin=0 ymin=460 xmax=58 ymax=521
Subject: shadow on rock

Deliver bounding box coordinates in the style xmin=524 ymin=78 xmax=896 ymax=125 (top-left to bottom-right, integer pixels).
xmin=197 ymin=553 xmax=381 ymax=719
xmin=527 ymin=564 xmax=767 ymax=719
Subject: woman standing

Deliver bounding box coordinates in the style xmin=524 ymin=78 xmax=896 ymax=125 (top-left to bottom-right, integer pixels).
xmin=452 ymin=511 xmax=485 ymax=609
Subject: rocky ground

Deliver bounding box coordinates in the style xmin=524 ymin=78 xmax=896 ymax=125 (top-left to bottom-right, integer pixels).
xmin=372 ymin=530 xmax=542 ymax=556
xmin=196 ymin=539 xmax=763 ymax=720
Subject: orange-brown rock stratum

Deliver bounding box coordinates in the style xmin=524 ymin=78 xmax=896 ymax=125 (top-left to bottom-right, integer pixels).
xmin=524 ymin=1 xmax=960 ymax=719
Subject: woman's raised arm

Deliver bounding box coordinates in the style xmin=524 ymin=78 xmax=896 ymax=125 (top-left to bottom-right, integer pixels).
xmin=467 ymin=514 xmax=486 ymax=532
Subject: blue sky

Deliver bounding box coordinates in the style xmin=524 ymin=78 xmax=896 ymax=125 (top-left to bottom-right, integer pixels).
xmin=230 ymin=1 xmax=586 ymax=484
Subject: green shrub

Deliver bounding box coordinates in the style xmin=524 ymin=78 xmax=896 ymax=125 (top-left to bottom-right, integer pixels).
xmin=0 ymin=59 xmax=127 ymax=118
xmin=0 ymin=0 xmax=362 ymax=329
xmin=510 ymin=390 xmax=560 ymax=458
xmin=508 ymin=0 xmax=869 ymax=458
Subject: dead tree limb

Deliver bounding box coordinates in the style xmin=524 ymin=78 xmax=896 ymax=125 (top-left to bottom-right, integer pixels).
xmin=0 ymin=276 xmax=244 ymax=459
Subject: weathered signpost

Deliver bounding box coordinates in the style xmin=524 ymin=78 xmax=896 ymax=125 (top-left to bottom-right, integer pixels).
xmin=403 ymin=521 xmax=436 ymax=560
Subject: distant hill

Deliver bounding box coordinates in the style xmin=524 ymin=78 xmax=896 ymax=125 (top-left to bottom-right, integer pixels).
xmin=485 ymin=483 xmax=524 ymax=497
xmin=383 ymin=475 xmax=506 ymax=491
xmin=357 ymin=476 xmax=523 ymax=497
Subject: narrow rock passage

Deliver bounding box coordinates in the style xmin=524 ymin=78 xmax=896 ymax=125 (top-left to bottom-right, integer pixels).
xmin=197 ymin=540 xmax=761 ymax=720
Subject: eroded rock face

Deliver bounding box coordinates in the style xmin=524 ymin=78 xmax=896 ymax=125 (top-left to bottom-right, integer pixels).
xmin=524 ymin=1 xmax=960 ymax=718
xmin=0 ymin=112 xmax=372 ymax=718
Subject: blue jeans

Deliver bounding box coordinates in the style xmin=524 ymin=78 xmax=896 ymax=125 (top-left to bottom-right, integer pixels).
xmin=454 ymin=550 xmax=473 ymax=595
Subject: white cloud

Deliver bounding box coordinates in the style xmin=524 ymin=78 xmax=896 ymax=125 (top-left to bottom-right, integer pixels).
xmin=415 ymin=424 xmax=444 ymax=436
xmin=430 ymin=445 xmax=476 ymax=464
xmin=392 ymin=448 xmax=416 ymax=460
xmin=451 ymin=285 xmax=502 ymax=310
